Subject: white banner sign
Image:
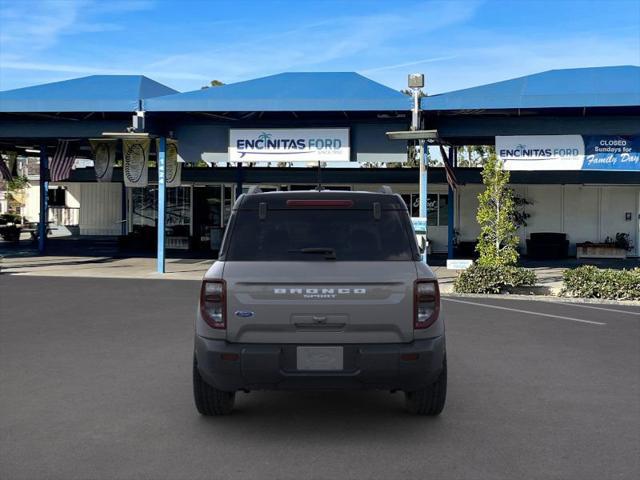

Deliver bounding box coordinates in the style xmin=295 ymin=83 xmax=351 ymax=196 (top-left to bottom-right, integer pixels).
xmin=447 ymin=259 xmax=473 ymax=270
xmin=90 ymin=139 xmax=116 ymax=182
xmin=229 ymin=128 xmax=350 ymax=162
xmin=496 ymin=135 xmax=585 ymax=170
xmin=123 ymin=138 xmax=150 ymax=187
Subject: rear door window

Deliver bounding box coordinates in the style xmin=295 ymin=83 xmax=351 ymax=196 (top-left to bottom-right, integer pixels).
xmin=224 ymin=209 xmax=417 ymax=261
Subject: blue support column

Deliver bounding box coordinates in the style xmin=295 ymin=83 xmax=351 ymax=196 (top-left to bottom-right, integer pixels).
xmin=235 ymin=162 xmax=243 ymax=199
xmin=38 ymin=145 xmax=48 ymax=254
xmin=447 ymin=146 xmax=456 ymax=259
xmin=121 ymin=182 xmax=127 ymax=236
xmin=418 ymin=140 xmax=428 ymax=263
xmin=157 ymin=137 xmax=166 ymax=273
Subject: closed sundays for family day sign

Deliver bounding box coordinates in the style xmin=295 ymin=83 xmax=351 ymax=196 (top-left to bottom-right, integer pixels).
xmin=229 ymin=128 xmax=350 ymax=162
xmin=497 ymin=135 xmax=640 ymax=171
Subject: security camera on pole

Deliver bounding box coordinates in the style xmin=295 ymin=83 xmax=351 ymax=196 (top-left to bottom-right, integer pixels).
xmin=408 ymin=73 xmax=428 ymax=262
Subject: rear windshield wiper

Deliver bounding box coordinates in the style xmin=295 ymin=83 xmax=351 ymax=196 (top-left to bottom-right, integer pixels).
xmin=287 ymin=247 xmax=337 ymax=260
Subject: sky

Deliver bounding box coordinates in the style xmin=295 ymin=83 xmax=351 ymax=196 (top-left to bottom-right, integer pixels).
xmin=0 ymin=0 xmax=639 ymax=94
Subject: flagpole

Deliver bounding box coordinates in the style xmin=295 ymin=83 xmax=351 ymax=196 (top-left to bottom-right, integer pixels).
xmin=38 ymin=144 xmax=48 ymax=254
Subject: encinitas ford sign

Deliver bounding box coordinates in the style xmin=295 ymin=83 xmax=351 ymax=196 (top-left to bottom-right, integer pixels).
xmin=497 ymin=135 xmax=640 ymax=171
xmin=229 ymin=128 xmax=350 ymax=162
xmin=497 ymin=135 xmax=585 ymax=170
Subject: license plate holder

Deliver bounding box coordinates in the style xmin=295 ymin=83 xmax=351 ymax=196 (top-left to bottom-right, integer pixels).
xmin=296 ymin=346 xmax=343 ymax=371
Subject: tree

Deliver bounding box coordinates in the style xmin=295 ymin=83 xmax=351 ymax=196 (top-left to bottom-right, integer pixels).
xmin=457 ymin=145 xmax=495 ymax=167
xmin=5 ymin=175 xmax=29 ymax=215
xmin=475 ymin=153 xmax=519 ymax=266
xmin=201 ymin=79 xmax=225 ymax=89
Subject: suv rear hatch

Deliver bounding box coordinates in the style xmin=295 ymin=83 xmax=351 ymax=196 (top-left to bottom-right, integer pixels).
xmin=219 ymin=192 xmax=421 ymax=344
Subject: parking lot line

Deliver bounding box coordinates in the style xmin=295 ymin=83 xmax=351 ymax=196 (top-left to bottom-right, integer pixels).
xmin=443 ymin=298 xmax=607 ymax=326
xmin=539 ymin=301 xmax=640 ymax=316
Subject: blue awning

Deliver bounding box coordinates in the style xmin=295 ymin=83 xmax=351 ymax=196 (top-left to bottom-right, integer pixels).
xmin=422 ymin=66 xmax=640 ymax=111
xmin=0 ymin=75 xmax=178 ymax=113
xmin=145 ymin=72 xmax=411 ymax=112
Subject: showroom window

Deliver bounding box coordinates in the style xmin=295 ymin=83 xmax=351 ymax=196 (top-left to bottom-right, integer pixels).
xmin=401 ymin=193 xmax=448 ymax=226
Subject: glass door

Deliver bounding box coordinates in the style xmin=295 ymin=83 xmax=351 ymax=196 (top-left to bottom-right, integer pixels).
xmin=193 ymin=186 xmax=222 ymax=255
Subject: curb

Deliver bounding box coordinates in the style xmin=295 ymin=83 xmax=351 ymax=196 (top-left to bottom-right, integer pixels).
xmin=442 ymin=291 xmax=640 ymax=307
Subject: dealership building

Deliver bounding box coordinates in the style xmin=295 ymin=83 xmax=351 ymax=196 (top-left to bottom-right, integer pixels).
xmin=1 ymin=65 xmax=639 ymax=263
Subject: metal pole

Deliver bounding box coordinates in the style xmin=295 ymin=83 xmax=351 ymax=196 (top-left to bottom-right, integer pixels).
xmin=412 ymin=87 xmax=428 ymax=263
xmin=411 ymin=89 xmax=419 ymax=131
xmin=447 ymin=146 xmax=455 ymax=259
xmin=235 ymin=162 xmax=243 ymax=198
xmin=38 ymin=144 xmax=48 ymax=254
xmin=419 ymin=140 xmax=428 ymax=263
xmin=157 ymin=137 xmax=166 ymax=273
xmin=121 ymin=182 xmax=127 ymax=236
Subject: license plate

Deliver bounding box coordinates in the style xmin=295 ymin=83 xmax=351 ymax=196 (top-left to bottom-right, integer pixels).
xmin=296 ymin=346 xmax=343 ymax=371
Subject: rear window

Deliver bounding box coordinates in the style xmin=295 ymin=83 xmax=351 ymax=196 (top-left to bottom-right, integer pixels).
xmin=223 ymin=209 xmax=417 ymax=261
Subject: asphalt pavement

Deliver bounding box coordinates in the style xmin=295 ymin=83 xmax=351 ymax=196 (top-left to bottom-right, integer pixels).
xmin=1 ymin=276 xmax=639 ymax=480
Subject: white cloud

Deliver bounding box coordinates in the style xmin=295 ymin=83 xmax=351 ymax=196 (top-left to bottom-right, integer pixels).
xmin=360 ymin=56 xmax=459 ymax=74
xmin=134 ymin=1 xmax=484 ymax=90
xmin=1 ymin=0 xmax=637 ymax=94
xmin=0 ymin=0 xmax=153 ymax=56
xmin=417 ymin=30 xmax=640 ymax=94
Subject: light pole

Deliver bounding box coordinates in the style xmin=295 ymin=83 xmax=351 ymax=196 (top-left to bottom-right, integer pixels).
xmin=408 ymin=73 xmax=427 ymax=262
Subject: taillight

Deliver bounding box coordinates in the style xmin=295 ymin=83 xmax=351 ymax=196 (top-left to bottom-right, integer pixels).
xmin=200 ymin=280 xmax=226 ymax=329
xmin=414 ymin=280 xmax=440 ymax=329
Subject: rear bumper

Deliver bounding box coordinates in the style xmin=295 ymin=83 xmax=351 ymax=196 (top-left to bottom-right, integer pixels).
xmin=194 ymin=335 xmax=445 ymax=392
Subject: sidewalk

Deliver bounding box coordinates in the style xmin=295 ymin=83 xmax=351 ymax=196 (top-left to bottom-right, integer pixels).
xmin=0 ymin=255 xmax=212 ymax=281
xmin=1 ymin=254 xmax=570 ymax=293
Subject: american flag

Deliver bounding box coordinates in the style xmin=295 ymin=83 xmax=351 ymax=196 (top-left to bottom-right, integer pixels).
xmin=49 ymin=140 xmax=78 ymax=182
xmin=0 ymin=156 xmax=12 ymax=181
xmin=439 ymin=145 xmax=458 ymax=190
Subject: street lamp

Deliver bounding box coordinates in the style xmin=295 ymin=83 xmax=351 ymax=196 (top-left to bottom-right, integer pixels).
xmin=407 ymin=73 xmax=424 ymax=132
xmin=410 ymin=74 xmax=427 ymax=263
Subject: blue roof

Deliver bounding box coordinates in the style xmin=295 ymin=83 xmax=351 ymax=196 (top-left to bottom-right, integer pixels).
xmin=145 ymin=72 xmax=411 ymax=112
xmin=0 ymin=75 xmax=178 ymax=113
xmin=422 ymin=66 xmax=640 ymax=111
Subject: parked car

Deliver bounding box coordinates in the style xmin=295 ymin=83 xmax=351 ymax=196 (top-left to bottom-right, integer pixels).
xmin=193 ymin=187 xmax=446 ymax=415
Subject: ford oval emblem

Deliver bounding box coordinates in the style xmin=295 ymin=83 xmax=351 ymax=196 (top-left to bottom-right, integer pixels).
xmin=235 ymin=310 xmax=254 ymax=318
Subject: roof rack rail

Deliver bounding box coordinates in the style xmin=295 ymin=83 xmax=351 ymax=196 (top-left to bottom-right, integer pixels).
xmin=377 ymin=185 xmax=393 ymax=194
xmin=247 ymin=186 xmax=263 ymax=195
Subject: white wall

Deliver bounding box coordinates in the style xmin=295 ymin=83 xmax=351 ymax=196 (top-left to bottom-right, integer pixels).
xmin=78 ymin=182 xmax=122 ymax=235
xmin=60 ymin=181 xmax=640 ymax=257
xmin=457 ymin=184 xmax=640 ymax=257
xmin=599 ymin=187 xmax=639 ymax=255
xmin=64 ymin=184 xmax=81 ymax=208
xmin=523 ymin=186 xmax=563 ymax=234
xmin=23 ymin=182 xmax=40 ymax=222
xmin=562 ymin=186 xmax=599 ymax=254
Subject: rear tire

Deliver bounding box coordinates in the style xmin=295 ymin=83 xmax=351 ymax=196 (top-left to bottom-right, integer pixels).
xmin=193 ymin=357 xmax=235 ymax=415
xmin=404 ymin=356 xmax=447 ymax=416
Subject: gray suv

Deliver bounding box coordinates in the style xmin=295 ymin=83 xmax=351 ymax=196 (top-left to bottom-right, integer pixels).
xmin=193 ymin=188 xmax=446 ymax=415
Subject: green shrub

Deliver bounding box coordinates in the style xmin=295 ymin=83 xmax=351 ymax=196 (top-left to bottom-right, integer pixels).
xmin=453 ymin=264 xmax=537 ymax=294
xmin=561 ymin=266 xmax=640 ymax=300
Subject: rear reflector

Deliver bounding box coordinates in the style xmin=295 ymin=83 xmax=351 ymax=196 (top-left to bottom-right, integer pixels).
xmin=221 ymin=353 xmax=239 ymax=361
xmin=400 ymin=353 xmax=420 ymax=361
xmin=286 ymin=199 xmax=353 ymax=207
